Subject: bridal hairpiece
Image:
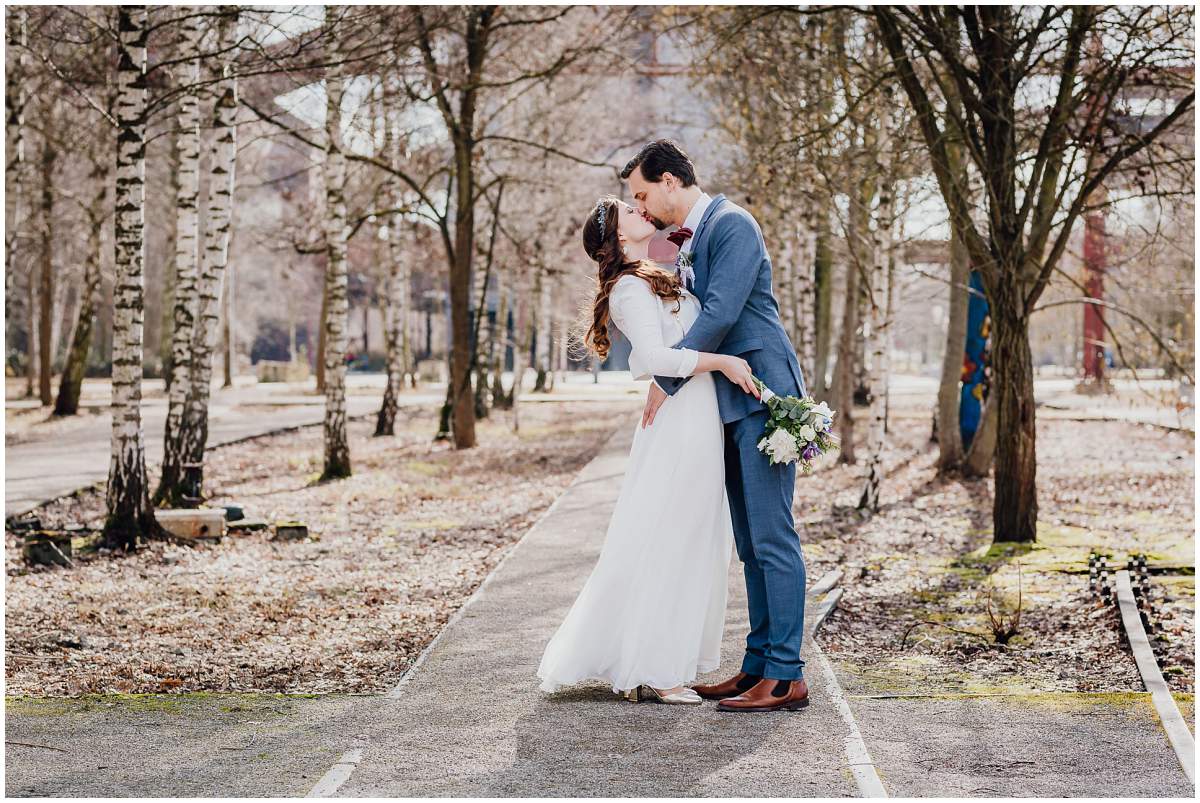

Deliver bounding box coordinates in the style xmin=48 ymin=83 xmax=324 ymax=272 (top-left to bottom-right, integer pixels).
xmin=595 ymin=202 xmax=606 ymax=231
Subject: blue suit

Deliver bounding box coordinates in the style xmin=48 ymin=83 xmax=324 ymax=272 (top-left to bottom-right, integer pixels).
xmin=654 ymin=194 xmax=808 ymax=681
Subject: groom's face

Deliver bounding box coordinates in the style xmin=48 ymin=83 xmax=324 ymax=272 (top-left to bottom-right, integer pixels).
xmin=626 ymin=165 xmax=673 ymax=230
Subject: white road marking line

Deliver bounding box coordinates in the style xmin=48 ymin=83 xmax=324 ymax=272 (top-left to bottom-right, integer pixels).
xmin=814 ymin=642 xmax=888 ymax=798
xmin=809 ymin=576 xmax=887 ymax=798
xmin=307 ymin=747 xmax=363 ymax=798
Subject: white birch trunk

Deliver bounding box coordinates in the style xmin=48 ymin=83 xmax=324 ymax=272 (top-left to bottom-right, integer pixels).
xmin=795 ymin=190 xmax=819 ymax=384
xmin=776 ymin=216 xmax=797 ymax=342
xmin=375 ymin=79 xmax=410 ymax=436
xmin=533 ymin=265 xmax=554 ymax=391
xmin=321 ymin=11 xmax=351 ymax=478
xmin=858 ymin=99 xmax=894 ymax=513
xmin=375 ymin=221 xmax=408 ymax=436
xmin=181 ymin=7 xmax=239 ymax=500
xmin=510 ymin=266 xmax=534 ymax=432
xmin=157 ymin=12 xmax=203 ymax=503
xmin=104 ymin=5 xmax=153 ymax=548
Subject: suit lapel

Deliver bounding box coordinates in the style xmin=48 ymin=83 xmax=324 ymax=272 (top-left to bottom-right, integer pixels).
xmin=691 ymin=194 xmax=726 ymax=298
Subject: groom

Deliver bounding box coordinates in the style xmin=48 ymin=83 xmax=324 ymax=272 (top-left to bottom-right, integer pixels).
xmin=622 ymin=140 xmax=810 ymax=713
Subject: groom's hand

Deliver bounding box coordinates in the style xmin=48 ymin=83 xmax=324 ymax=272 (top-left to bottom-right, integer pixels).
xmin=642 ymin=382 xmax=668 ymax=428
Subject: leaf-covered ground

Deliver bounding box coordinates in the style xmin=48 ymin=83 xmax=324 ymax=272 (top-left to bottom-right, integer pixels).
xmin=802 ymin=412 xmax=1195 ymax=697
xmin=7 ymin=395 xmax=1193 ymax=701
xmin=5 ymin=401 xmax=639 ymax=696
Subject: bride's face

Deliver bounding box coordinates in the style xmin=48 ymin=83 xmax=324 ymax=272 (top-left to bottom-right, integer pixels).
xmin=616 ymin=201 xmax=656 ymax=246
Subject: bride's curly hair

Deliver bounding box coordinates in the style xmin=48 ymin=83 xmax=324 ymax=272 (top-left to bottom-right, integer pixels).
xmin=580 ymin=195 xmax=682 ymax=362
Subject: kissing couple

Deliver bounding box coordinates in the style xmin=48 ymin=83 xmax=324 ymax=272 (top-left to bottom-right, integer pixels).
xmin=537 ymin=140 xmax=811 ymax=712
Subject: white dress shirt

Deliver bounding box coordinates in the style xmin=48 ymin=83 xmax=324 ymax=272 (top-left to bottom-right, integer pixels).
xmin=677 ymin=191 xmax=713 ymax=258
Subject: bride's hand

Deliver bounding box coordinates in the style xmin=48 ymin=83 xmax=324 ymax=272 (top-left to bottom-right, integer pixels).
xmin=719 ymin=356 xmax=759 ymax=398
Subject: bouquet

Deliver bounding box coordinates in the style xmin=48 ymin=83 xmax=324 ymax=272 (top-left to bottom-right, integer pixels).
xmin=752 ymin=377 xmax=839 ymax=473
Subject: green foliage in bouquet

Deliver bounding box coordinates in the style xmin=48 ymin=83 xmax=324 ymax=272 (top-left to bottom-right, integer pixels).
xmin=751 ymin=377 xmax=840 ymax=473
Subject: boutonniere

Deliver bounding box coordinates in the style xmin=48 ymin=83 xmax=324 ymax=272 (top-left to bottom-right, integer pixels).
xmin=676 ymin=250 xmax=694 ymax=269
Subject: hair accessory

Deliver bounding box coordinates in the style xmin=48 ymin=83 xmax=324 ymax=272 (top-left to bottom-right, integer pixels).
xmin=596 ymin=202 xmax=607 ymax=231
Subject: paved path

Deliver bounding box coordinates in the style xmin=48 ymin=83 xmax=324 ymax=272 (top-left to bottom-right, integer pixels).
xmin=326 ymin=421 xmax=863 ymax=797
xmin=4 ymin=417 xmax=1194 ymax=796
xmin=4 ymin=378 xmax=443 ymax=517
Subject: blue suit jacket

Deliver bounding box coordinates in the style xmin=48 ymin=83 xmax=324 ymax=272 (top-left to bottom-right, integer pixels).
xmin=655 ymin=195 xmax=807 ymax=424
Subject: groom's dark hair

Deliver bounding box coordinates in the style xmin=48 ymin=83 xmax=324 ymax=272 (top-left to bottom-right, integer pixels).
xmin=620 ymin=139 xmax=696 ymax=187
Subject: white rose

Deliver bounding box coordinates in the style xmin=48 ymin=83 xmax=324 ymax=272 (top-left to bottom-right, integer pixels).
xmin=798 ymin=424 xmax=816 ymax=442
xmin=765 ymin=428 xmax=801 ymax=464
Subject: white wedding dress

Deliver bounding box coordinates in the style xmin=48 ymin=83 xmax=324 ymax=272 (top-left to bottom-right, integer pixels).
xmin=537 ymin=274 xmax=734 ymax=694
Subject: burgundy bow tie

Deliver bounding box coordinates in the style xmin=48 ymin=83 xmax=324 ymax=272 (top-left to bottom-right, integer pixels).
xmin=666 ymin=227 xmax=693 ymax=249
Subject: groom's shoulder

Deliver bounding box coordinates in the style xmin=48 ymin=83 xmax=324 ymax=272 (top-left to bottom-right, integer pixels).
xmin=711 ymin=198 xmax=763 ymax=238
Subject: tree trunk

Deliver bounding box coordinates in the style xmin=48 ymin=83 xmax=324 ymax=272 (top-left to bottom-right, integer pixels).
xmin=813 ymin=218 xmax=833 ymax=395
xmin=159 ymin=129 xmax=180 ymax=388
xmin=963 ymin=391 xmax=998 ymax=477
xmin=510 ymin=267 xmax=534 ymax=432
xmin=178 ymin=7 xmax=238 ymax=505
xmin=488 ymin=274 xmax=508 ymax=409
xmin=155 ymin=16 xmax=201 ymax=501
xmin=794 ymin=193 xmax=818 ymax=383
xmin=989 ymin=302 xmax=1038 ymax=542
xmin=937 ymin=214 xmax=970 ymax=471
xmin=320 ymin=13 xmax=351 ymax=479
xmin=103 ymin=5 xmax=156 ymax=550
xmin=834 ymin=265 xmax=862 ymax=464
xmin=316 ymin=285 xmax=327 ymax=392
xmin=37 ymin=126 xmax=56 ymax=406
xmin=222 ymin=260 xmax=234 ymax=387
xmin=532 ymin=265 xmax=554 ymax=392
xmin=375 ymin=94 xmax=410 ymax=437
xmin=775 ymin=213 xmax=797 ymax=342
xmin=470 ymin=238 xmax=491 ymax=420
xmin=6 ymin=8 xmax=30 ymax=390
xmin=55 ymin=168 xmax=107 ymax=416
xmin=858 ymin=100 xmax=893 ymax=511
xmin=447 ymin=140 xmax=478 ymax=447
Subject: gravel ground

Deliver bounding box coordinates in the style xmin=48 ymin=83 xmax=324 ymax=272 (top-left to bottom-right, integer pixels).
xmin=5 ymin=401 xmax=639 ymax=696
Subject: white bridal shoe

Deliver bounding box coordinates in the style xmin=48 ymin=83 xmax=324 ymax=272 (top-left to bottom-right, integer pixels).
xmin=622 ymin=685 xmax=703 ymax=705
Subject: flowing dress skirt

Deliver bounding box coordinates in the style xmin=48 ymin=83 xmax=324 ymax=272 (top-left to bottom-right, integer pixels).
xmin=537 ymin=372 xmax=734 ymax=693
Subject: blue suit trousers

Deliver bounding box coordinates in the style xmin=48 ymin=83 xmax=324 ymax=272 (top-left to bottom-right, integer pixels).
xmin=723 ymin=409 xmax=807 ymax=680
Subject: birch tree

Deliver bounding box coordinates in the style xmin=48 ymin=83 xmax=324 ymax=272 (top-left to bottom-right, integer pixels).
xmin=36 ymin=103 xmax=57 ymax=406
xmin=374 ymin=76 xmax=414 ymax=437
xmin=156 ymin=12 xmax=204 ymax=504
xmin=320 ymin=7 xmax=351 ymax=479
xmin=178 ymin=6 xmax=240 ymax=504
xmin=103 ymin=4 xmax=155 ymax=550
xmin=858 ymin=91 xmax=896 ymax=512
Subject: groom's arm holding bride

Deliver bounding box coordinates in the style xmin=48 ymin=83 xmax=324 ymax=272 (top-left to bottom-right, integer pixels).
xmin=643 ymin=212 xmax=762 ymax=427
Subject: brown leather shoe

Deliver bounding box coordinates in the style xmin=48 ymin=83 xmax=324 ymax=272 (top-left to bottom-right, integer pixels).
xmin=691 ymin=671 xmax=762 ymax=701
xmin=717 ymin=678 xmax=809 ymax=712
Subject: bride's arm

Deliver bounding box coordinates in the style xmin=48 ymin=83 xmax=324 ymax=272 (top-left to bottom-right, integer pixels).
xmin=610 ymin=278 xmax=755 ymax=392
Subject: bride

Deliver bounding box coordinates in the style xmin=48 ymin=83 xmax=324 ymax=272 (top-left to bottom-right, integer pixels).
xmin=536 ymin=195 xmax=757 ymax=705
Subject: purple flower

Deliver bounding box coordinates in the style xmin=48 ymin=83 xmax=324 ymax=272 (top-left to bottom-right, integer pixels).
xmin=801 ymin=442 xmax=821 ymax=461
